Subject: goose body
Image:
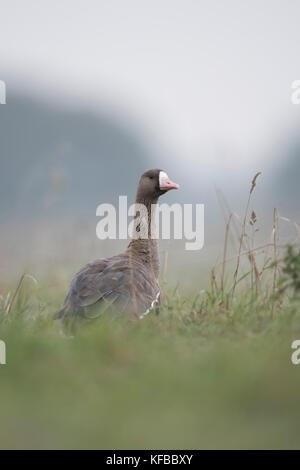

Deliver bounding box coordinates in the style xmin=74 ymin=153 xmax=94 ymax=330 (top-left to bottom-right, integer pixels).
xmin=57 ymin=169 xmax=179 ymax=329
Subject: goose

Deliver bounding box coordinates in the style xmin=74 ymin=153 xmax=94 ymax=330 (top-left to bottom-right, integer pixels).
xmin=57 ymin=169 xmax=179 ymax=330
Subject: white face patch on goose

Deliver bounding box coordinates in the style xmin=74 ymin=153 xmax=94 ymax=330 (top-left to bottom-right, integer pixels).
xmin=159 ymin=171 xmax=169 ymax=189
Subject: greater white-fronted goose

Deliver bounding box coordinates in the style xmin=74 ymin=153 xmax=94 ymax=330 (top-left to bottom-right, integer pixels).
xmin=57 ymin=169 xmax=179 ymax=330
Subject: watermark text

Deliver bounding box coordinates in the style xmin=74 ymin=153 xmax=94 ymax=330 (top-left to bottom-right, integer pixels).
xmin=96 ymin=197 xmax=204 ymax=251
xmin=0 ymin=80 xmax=6 ymax=104
xmin=291 ymin=80 xmax=300 ymax=104
xmin=0 ymin=340 xmax=6 ymax=365
xmin=291 ymin=340 xmax=300 ymax=365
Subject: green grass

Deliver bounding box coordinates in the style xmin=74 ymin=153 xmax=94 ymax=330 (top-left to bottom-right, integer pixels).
xmin=1 ymin=168 xmax=300 ymax=449
xmin=0 ymin=268 xmax=300 ymax=449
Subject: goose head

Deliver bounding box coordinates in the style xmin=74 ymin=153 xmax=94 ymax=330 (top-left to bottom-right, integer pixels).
xmin=136 ymin=169 xmax=179 ymax=202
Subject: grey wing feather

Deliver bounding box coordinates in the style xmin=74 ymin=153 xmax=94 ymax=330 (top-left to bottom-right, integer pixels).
xmin=56 ymin=256 xmax=159 ymax=325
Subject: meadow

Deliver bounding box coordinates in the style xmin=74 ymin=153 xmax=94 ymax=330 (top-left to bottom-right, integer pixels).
xmin=0 ymin=175 xmax=300 ymax=450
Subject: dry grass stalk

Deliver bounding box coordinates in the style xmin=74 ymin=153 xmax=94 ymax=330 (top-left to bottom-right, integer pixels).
xmin=250 ymin=172 xmax=261 ymax=194
xmin=5 ymin=272 xmax=26 ymax=315
xmin=162 ymin=250 xmax=169 ymax=304
xmin=221 ymin=214 xmax=232 ymax=294
xmin=247 ymin=251 xmax=260 ymax=290
xmin=279 ymin=216 xmax=300 ymax=242
xmin=248 ymin=210 xmax=260 ymax=293
xmin=271 ymin=208 xmax=278 ymax=316
xmin=216 ymin=186 xmax=262 ymax=295
xmin=215 ymin=187 xmax=240 ymax=250
xmin=232 ymin=172 xmax=261 ymax=299
xmin=215 ymin=243 xmax=274 ymax=269
xmin=211 ymin=267 xmax=218 ymax=292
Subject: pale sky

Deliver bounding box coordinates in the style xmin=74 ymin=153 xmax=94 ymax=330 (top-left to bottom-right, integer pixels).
xmin=1 ymin=0 xmax=300 ymax=174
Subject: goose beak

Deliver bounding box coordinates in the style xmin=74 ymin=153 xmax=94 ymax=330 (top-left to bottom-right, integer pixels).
xmin=159 ymin=173 xmax=179 ymax=191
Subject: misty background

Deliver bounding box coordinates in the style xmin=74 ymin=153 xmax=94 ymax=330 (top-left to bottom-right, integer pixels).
xmin=1 ymin=0 xmax=300 ymax=286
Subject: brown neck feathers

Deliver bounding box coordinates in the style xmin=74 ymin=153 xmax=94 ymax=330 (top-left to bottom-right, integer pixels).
xmin=126 ymin=197 xmax=160 ymax=279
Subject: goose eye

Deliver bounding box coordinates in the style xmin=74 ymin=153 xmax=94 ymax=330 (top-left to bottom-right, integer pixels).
xmin=149 ymin=176 xmax=154 ymax=180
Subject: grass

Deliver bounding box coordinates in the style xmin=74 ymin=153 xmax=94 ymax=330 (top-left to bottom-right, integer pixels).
xmin=1 ymin=175 xmax=300 ymax=449
xmin=0 ymin=286 xmax=300 ymax=450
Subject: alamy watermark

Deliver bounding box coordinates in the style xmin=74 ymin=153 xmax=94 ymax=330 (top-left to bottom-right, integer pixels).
xmin=291 ymin=80 xmax=300 ymax=104
xmin=0 ymin=340 xmax=6 ymax=365
xmin=291 ymin=340 xmax=300 ymax=365
xmin=0 ymin=80 xmax=6 ymax=104
xmin=96 ymin=196 xmax=204 ymax=251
